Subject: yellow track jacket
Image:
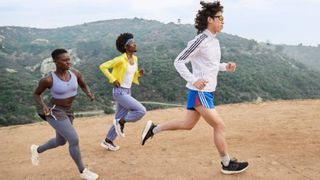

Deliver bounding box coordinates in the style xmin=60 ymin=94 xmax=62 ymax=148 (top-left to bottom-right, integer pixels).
xmin=99 ymin=53 xmax=141 ymax=85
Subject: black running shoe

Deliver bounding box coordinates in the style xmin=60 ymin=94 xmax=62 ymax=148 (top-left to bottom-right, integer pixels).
xmin=221 ymin=158 xmax=249 ymax=175
xmin=141 ymin=120 xmax=156 ymax=145
xmin=113 ymin=119 xmax=125 ymax=137
xmin=100 ymin=139 xmax=120 ymax=151
xmin=119 ymin=121 xmax=125 ymax=134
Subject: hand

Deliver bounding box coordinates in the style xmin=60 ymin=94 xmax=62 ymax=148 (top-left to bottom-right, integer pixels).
xmin=113 ymin=80 xmax=120 ymax=87
xmin=42 ymin=106 xmax=50 ymax=116
xmin=226 ymin=62 xmax=236 ymax=72
xmin=87 ymin=92 xmax=95 ymax=101
xmin=193 ymin=79 xmax=208 ymax=90
xmin=139 ymin=68 xmax=144 ymax=76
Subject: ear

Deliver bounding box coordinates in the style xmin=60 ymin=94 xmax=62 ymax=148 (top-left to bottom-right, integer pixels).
xmin=207 ymin=16 xmax=214 ymax=24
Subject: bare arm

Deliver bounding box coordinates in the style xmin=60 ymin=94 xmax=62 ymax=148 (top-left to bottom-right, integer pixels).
xmin=33 ymin=76 xmax=52 ymax=115
xmin=72 ymin=69 xmax=95 ymax=101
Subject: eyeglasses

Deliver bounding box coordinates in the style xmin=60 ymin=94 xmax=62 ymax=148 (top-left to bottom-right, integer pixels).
xmin=212 ymin=15 xmax=224 ymax=21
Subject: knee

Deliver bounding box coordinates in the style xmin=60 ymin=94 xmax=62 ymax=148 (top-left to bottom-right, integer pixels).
xmin=183 ymin=121 xmax=195 ymax=130
xmin=68 ymin=136 xmax=79 ymax=146
xmin=184 ymin=125 xmax=194 ymax=130
xmin=180 ymin=121 xmax=195 ymax=130
xmin=214 ymin=122 xmax=226 ymax=132
xmin=57 ymin=139 xmax=67 ymax=146
xmin=137 ymin=106 xmax=147 ymax=118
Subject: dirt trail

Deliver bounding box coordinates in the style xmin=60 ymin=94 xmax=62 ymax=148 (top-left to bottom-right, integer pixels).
xmin=1 ymin=100 xmax=319 ymax=180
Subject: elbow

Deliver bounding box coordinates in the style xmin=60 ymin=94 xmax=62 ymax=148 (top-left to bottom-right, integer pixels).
xmin=173 ymin=61 xmax=180 ymax=71
xmin=98 ymin=64 xmax=104 ymax=71
xmin=33 ymin=93 xmax=39 ymax=101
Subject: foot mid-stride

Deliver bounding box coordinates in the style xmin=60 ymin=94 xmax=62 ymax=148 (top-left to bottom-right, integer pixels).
xmin=141 ymin=120 xmax=157 ymax=145
xmin=221 ymin=158 xmax=249 ymax=175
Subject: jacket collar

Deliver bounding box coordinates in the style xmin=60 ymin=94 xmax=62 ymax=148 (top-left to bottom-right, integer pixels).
xmin=204 ymin=29 xmax=217 ymax=38
xmin=122 ymin=53 xmax=136 ymax=61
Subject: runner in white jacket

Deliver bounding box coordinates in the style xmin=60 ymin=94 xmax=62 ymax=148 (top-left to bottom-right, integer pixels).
xmin=174 ymin=29 xmax=227 ymax=92
xmin=141 ymin=1 xmax=249 ymax=175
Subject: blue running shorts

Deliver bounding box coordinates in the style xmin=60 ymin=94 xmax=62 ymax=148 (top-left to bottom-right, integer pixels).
xmin=186 ymin=89 xmax=215 ymax=110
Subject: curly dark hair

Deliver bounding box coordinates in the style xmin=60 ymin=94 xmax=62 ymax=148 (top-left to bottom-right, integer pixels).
xmin=194 ymin=1 xmax=223 ymax=34
xmin=116 ymin=32 xmax=134 ymax=53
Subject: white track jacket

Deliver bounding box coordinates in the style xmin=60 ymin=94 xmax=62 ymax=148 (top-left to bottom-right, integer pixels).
xmin=174 ymin=29 xmax=227 ymax=92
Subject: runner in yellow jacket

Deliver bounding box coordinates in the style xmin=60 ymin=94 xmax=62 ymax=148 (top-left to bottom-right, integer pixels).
xmin=99 ymin=32 xmax=146 ymax=151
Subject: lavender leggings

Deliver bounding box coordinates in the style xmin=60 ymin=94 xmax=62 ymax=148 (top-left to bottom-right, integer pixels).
xmin=106 ymin=87 xmax=146 ymax=141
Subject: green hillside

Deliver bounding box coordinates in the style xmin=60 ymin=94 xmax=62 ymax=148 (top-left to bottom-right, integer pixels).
xmin=281 ymin=44 xmax=320 ymax=71
xmin=1 ymin=18 xmax=320 ymax=126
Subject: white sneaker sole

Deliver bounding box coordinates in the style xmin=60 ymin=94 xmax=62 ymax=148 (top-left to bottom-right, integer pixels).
xmin=221 ymin=164 xmax=249 ymax=175
xmin=80 ymin=168 xmax=99 ymax=180
xmin=80 ymin=174 xmax=99 ymax=180
xmin=30 ymin=145 xmax=39 ymax=166
xmin=141 ymin=120 xmax=153 ymax=144
xmin=113 ymin=119 xmax=125 ymax=138
xmin=100 ymin=142 xmax=119 ymax=151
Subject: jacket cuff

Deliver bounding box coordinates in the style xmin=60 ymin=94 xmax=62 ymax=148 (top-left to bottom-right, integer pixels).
xmin=189 ymin=77 xmax=198 ymax=85
xmin=219 ymin=63 xmax=227 ymax=71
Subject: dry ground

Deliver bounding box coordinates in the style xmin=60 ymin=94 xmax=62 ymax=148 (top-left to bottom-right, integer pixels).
xmin=1 ymin=100 xmax=320 ymax=180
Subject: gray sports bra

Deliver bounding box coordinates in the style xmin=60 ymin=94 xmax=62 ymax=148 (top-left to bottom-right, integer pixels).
xmin=50 ymin=70 xmax=78 ymax=99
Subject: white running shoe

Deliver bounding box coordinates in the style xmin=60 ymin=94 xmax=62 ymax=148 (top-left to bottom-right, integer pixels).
xmin=30 ymin=144 xmax=39 ymax=166
xmin=100 ymin=140 xmax=120 ymax=151
xmin=80 ymin=168 xmax=99 ymax=180
xmin=113 ymin=119 xmax=125 ymax=137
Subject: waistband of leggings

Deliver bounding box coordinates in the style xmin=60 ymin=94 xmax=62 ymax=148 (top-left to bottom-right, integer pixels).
xmin=48 ymin=102 xmax=73 ymax=111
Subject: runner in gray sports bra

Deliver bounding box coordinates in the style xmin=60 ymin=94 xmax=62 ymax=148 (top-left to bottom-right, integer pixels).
xmin=50 ymin=70 xmax=78 ymax=99
xmin=31 ymin=48 xmax=99 ymax=179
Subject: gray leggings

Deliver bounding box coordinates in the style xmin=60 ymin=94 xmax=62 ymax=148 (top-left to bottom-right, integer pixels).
xmin=37 ymin=117 xmax=84 ymax=172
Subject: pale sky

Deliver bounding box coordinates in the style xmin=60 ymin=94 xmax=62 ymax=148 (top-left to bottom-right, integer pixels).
xmin=0 ymin=0 xmax=319 ymax=46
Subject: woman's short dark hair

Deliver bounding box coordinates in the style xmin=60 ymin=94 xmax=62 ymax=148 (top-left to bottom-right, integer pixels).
xmin=51 ymin=48 xmax=68 ymax=60
xmin=195 ymin=1 xmax=223 ymax=34
xmin=116 ymin=33 xmax=134 ymax=53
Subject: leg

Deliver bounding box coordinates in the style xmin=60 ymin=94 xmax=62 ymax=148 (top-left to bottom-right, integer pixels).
xmin=47 ymin=118 xmax=85 ymax=172
xmin=194 ymin=106 xmax=249 ymax=174
xmin=38 ymin=130 xmax=67 ymax=153
xmin=114 ymin=101 xmax=130 ymax=120
xmin=111 ymin=93 xmax=146 ymax=138
xmin=31 ymin=117 xmax=67 ymax=166
xmin=158 ymin=110 xmax=200 ymax=131
xmin=194 ymin=106 xmax=227 ymax=156
xmin=105 ymin=102 xmax=128 ymax=141
xmin=115 ymin=93 xmax=146 ymax=123
xmin=141 ymin=110 xmax=200 ymax=145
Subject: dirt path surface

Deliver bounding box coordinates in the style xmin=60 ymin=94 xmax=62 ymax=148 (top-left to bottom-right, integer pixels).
xmin=1 ymin=100 xmax=319 ymax=180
